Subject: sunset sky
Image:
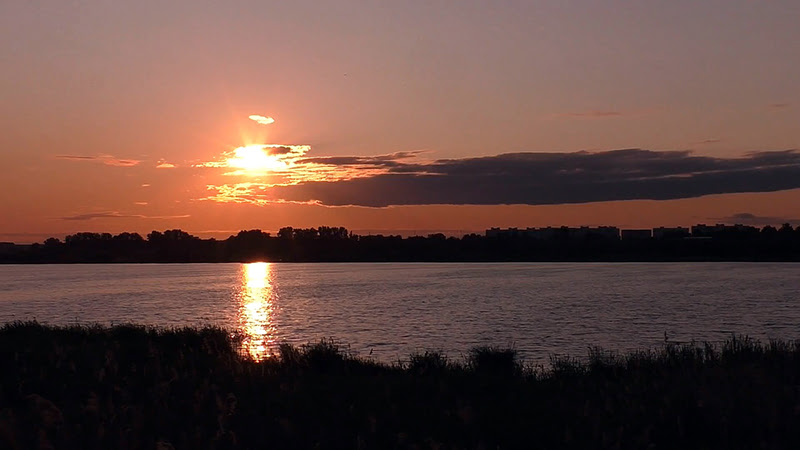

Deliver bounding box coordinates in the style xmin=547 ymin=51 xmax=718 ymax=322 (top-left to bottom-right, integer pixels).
xmin=2 ymin=1 xmax=800 ymax=242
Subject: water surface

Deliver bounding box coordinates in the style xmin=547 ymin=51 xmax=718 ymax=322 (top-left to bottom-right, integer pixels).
xmin=1 ymin=262 xmax=799 ymax=363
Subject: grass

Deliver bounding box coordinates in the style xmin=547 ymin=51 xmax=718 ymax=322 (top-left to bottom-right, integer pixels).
xmin=3 ymin=322 xmax=800 ymax=448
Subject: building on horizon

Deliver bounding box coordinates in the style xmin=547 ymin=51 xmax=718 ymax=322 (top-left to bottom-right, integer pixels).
xmin=652 ymin=227 xmax=691 ymax=239
xmin=691 ymin=223 xmax=760 ymax=239
xmin=621 ymin=229 xmax=652 ymax=240
xmin=486 ymin=226 xmax=620 ymax=241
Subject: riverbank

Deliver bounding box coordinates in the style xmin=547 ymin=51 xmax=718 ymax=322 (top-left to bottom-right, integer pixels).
xmin=3 ymin=322 xmax=800 ymax=449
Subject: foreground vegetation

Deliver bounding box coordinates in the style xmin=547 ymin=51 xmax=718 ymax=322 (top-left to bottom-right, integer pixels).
xmin=4 ymin=323 xmax=800 ymax=448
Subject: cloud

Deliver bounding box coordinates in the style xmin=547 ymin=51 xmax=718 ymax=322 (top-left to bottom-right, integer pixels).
xmin=712 ymin=213 xmax=799 ymax=226
xmin=55 ymin=155 xmax=96 ymax=160
xmin=263 ymin=146 xmax=301 ymax=156
xmin=196 ymin=145 xmax=426 ymax=182
xmin=249 ymin=115 xmax=275 ymax=125
xmin=55 ymin=155 xmax=140 ymax=167
xmin=296 ymin=150 xmax=426 ymax=167
xmin=61 ymin=212 xmax=136 ymax=221
xmin=195 ymin=145 xmax=311 ymax=168
xmin=194 ymin=144 xmax=314 ymax=177
xmin=203 ymin=148 xmax=800 ymax=207
xmin=61 ymin=211 xmax=190 ymax=221
xmin=156 ymin=162 xmax=176 ymax=169
xmin=769 ymin=103 xmax=791 ymax=109
xmin=104 ymin=159 xmax=140 ymax=167
xmin=693 ymin=139 xmax=722 ymax=145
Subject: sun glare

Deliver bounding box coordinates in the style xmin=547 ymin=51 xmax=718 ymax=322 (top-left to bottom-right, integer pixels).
xmin=245 ymin=262 xmax=269 ymax=288
xmin=228 ymin=145 xmax=288 ymax=173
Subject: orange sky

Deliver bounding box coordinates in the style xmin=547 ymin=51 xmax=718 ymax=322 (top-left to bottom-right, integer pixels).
xmin=2 ymin=1 xmax=799 ymax=243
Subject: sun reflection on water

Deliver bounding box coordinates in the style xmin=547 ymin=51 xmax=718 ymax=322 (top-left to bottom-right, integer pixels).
xmin=238 ymin=262 xmax=276 ymax=360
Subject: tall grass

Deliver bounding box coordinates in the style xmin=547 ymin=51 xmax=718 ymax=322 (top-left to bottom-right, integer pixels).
xmin=4 ymin=321 xmax=800 ymax=449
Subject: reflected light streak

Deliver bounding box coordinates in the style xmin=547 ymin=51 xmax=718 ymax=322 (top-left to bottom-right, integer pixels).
xmin=238 ymin=262 xmax=277 ymax=360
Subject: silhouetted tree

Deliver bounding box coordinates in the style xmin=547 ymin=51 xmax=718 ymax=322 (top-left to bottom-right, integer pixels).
xmin=163 ymin=229 xmax=198 ymax=241
xmin=233 ymin=229 xmax=270 ymax=241
xmin=277 ymin=227 xmax=294 ymax=240
xmin=147 ymin=231 xmax=163 ymax=242
xmin=779 ymin=223 xmax=794 ymax=234
xmin=65 ymin=232 xmax=113 ymax=244
xmin=226 ymin=230 xmax=272 ymax=261
xmin=148 ymin=229 xmax=197 ymax=243
xmin=4 ymin=223 xmax=800 ymax=264
xmin=761 ymin=225 xmax=778 ymax=237
xmin=318 ymin=226 xmax=349 ymax=240
xmin=113 ymin=232 xmax=144 ymax=242
xmin=43 ymin=237 xmax=62 ymax=248
xmin=293 ymin=228 xmax=319 ymax=240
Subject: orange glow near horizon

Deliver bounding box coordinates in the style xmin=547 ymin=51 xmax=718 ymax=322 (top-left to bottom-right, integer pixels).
xmin=239 ymin=262 xmax=276 ymax=360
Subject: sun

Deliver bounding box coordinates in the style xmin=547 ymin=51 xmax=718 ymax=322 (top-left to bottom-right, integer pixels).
xmin=227 ymin=145 xmax=288 ymax=173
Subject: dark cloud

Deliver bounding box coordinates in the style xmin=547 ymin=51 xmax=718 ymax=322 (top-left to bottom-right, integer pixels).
xmin=769 ymin=103 xmax=791 ymax=109
xmin=296 ymin=151 xmax=426 ymax=167
xmin=264 ymin=149 xmax=800 ymax=207
xmin=56 ymin=155 xmax=98 ymax=160
xmin=265 ymin=146 xmax=298 ymax=156
xmin=104 ymin=159 xmax=140 ymax=167
xmin=55 ymin=155 xmax=140 ymax=166
xmin=712 ymin=213 xmax=799 ymax=226
xmin=693 ymin=139 xmax=722 ymax=145
xmin=62 ymin=212 xmax=136 ymax=221
xmin=62 ymin=211 xmax=190 ymax=221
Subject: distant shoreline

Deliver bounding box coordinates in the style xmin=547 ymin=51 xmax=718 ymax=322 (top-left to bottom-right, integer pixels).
xmin=3 ymin=256 xmax=800 ymax=264
xmin=3 ymin=226 xmax=799 ymax=264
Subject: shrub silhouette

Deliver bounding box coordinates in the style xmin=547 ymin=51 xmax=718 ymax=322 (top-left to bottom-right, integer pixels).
xmin=6 ymin=322 xmax=800 ymax=449
xmin=468 ymin=346 xmax=520 ymax=376
xmin=407 ymin=351 xmax=451 ymax=375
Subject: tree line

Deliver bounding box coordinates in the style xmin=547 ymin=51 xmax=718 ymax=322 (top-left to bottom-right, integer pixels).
xmin=2 ymin=224 xmax=800 ymax=263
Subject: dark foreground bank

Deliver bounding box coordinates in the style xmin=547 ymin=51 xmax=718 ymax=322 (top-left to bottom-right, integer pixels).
xmin=3 ymin=323 xmax=800 ymax=449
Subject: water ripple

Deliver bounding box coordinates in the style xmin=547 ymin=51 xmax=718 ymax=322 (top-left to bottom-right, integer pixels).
xmin=1 ymin=262 xmax=799 ymax=363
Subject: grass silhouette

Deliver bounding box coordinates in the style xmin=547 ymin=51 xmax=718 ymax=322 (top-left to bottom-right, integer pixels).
xmin=3 ymin=321 xmax=800 ymax=448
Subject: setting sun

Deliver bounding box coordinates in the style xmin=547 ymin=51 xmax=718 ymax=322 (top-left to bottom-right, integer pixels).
xmin=228 ymin=145 xmax=288 ymax=173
